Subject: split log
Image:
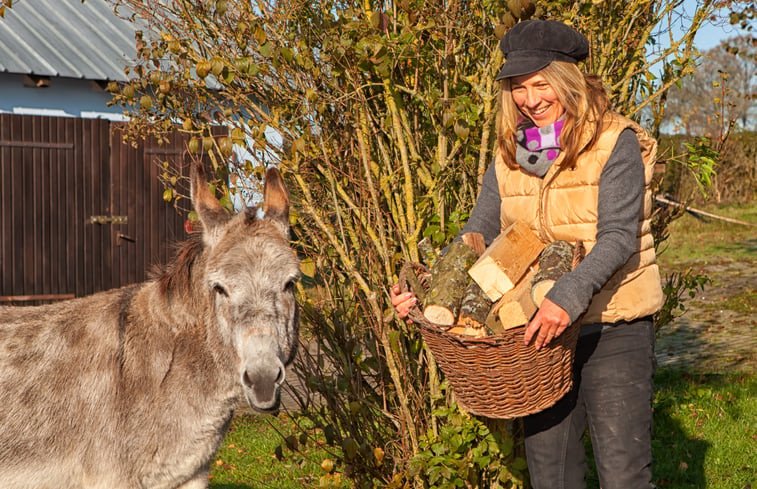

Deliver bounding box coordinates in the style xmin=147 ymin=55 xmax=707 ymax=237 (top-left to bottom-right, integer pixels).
xmin=422 ymin=241 xmax=479 ymax=325
xmin=530 ymin=240 xmax=584 ymax=307
xmin=468 ymin=221 xmax=544 ymax=301
xmin=446 ymin=322 xmax=490 ymax=338
xmin=488 ymin=267 xmax=538 ymax=333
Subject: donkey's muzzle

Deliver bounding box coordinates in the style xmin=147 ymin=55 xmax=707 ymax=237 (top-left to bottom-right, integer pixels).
xmin=242 ymin=360 xmax=286 ymax=412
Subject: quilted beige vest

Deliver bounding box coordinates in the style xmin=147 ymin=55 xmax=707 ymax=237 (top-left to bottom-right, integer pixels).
xmin=494 ymin=112 xmax=664 ymax=324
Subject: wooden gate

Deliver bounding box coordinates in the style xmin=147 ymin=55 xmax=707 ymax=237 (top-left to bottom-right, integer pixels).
xmin=0 ymin=113 xmax=210 ymax=305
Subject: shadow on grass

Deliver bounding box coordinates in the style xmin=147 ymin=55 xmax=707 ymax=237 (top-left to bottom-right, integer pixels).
xmin=651 ymin=368 xmax=711 ymax=488
xmin=583 ymin=368 xmax=711 ymax=489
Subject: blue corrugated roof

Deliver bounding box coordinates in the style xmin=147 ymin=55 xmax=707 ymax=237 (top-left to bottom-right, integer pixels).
xmin=0 ymin=0 xmax=137 ymax=82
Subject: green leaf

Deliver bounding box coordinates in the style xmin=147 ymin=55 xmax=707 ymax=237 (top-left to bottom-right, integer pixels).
xmin=512 ymin=457 xmax=528 ymax=470
xmin=259 ymin=42 xmax=272 ymax=58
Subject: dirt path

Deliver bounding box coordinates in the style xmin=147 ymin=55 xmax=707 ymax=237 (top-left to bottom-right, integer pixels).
xmin=655 ymin=259 xmax=756 ymax=373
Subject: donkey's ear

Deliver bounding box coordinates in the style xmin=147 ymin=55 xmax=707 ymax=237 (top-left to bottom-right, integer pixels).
xmin=190 ymin=162 xmax=231 ymax=245
xmin=261 ymin=166 xmax=290 ymax=235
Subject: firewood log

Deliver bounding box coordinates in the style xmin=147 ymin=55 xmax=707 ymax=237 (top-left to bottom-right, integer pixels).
xmin=487 ymin=267 xmax=538 ymax=332
xmin=467 ymin=221 xmax=544 ymax=301
xmin=530 ymin=240 xmax=584 ymax=307
xmin=461 ymin=232 xmax=486 ymax=257
xmin=453 ymin=279 xmax=494 ymax=336
xmin=422 ymin=241 xmax=479 ymax=325
xmin=417 ymin=236 xmax=439 ymax=268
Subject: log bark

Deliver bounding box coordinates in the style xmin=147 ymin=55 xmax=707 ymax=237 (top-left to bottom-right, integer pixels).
xmin=468 ymin=221 xmax=544 ymax=301
xmin=530 ymin=240 xmax=583 ymax=307
xmin=404 ymin=266 xmax=427 ymax=304
xmin=422 ymin=241 xmax=479 ymax=325
xmin=457 ymin=279 xmax=494 ymax=331
xmin=417 ymin=236 xmax=439 ymax=268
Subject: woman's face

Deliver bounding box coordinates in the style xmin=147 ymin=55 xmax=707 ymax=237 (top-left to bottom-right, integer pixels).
xmin=510 ymin=72 xmax=565 ymax=127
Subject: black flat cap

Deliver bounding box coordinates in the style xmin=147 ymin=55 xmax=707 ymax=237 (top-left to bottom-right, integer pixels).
xmin=496 ymin=20 xmax=589 ymax=80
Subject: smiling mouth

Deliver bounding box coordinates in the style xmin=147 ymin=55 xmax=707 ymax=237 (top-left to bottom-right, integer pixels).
xmin=530 ymin=106 xmax=550 ymax=116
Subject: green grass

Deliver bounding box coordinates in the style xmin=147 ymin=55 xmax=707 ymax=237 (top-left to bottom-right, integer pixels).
xmin=699 ymin=288 xmax=756 ymax=315
xmin=583 ymin=370 xmax=757 ymax=489
xmin=209 ymin=413 xmax=328 ymax=489
xmin=656 ymin=202 xmax=757 ymax=269
xmin=222 ymin=371 xmax=756 ymax=489
xmin=649 ymin=370 xmax=756 ymax=489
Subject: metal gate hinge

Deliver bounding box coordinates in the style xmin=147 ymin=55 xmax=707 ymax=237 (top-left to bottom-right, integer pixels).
xmin=88 ymin=215 xmax=128 ymax=225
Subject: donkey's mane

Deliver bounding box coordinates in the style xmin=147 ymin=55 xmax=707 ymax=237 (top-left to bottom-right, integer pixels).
xmin=152 ymin=232 xmax=205 ymax=297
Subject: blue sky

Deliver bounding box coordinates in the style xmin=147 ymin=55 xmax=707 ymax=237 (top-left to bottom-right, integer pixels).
xmin=695 ymin=20 xmax=751 ymax=50
xmin=687 ymin=0 xmax=754 ymax=51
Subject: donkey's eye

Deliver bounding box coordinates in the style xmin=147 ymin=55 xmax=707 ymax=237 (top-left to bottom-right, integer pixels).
xmin=213 ymin=284 xmax=229 ymax=297
xmin=283 ymin=279 xmax=296 ymax=293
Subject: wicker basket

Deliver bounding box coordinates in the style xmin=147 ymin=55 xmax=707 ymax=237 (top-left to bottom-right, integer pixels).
xmin=401 ymin=262 xmax=579 ymax=419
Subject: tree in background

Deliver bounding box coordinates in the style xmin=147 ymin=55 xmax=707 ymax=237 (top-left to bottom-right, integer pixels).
xmin=656 ymin=29 xmax=755 ymax=205
xmin=663 ymin=35 xmax=756 ymax=136
xmin=15 ymin=0 xmax=742 ymax=485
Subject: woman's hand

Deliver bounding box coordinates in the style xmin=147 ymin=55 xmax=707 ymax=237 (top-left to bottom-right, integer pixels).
xmin=524 ymin=298 xmax=571 ymax=350
xmin=390 ymin=284 xmax=418 ymax=319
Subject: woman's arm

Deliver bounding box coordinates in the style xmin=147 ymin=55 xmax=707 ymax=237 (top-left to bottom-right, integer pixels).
xmin=525 ymin=128 xmax=645 ymax=347
xmin=546 ymin=128 xmax=645 ymax=321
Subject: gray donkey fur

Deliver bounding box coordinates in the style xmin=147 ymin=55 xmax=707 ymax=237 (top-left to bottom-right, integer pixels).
xmin=0 ymin=164 xmax=301 ymax=489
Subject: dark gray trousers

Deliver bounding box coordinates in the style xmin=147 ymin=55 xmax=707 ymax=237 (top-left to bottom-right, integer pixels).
xmin=523 ymin=317 xmax=656 ymax=489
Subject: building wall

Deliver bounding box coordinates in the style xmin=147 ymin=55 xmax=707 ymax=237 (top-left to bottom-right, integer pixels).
xmin=0 ymin=74 xmax=126 ymax=121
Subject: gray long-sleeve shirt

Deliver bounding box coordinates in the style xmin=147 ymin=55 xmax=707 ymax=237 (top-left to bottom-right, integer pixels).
xmin=458 ymin=128 xmax=645 ymax=323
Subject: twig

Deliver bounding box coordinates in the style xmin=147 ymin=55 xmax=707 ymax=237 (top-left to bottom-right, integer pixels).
xmin=655 ymin=195 xmax=756 ymax=226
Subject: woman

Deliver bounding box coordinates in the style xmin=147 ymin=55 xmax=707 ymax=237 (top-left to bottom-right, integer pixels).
xmin=391 ymin=20 xmax=663 ymax=489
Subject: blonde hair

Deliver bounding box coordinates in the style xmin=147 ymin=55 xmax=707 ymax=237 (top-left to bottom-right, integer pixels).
xmin=497 ymin=61 xmax=610 ymax=170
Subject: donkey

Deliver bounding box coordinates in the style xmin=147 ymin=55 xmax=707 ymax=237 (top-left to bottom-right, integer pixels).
xmin=0 ymin=164 xmax=301 ymax=489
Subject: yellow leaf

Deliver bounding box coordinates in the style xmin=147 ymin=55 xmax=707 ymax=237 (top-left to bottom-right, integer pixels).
xmin=373 ymin=447 xmax=385 ymax=465
xmin=140 ymin=95 xmax=153 ymax=110
xmin=254 ymin=27 xmax=267 ymax=45
xmin=320 ymin=458 xmax=334 ymax=473
xmin=300 ymin=257 xmax=316 ymax=278
xmin=188 ymin=138 xmax=199 ymax=154
xmin=231 ymin=127 xmax=245 ymax=144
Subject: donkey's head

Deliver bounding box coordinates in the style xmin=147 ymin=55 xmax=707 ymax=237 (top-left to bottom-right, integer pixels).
xmin=191 ymin=164 xmax=300 ymax=412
